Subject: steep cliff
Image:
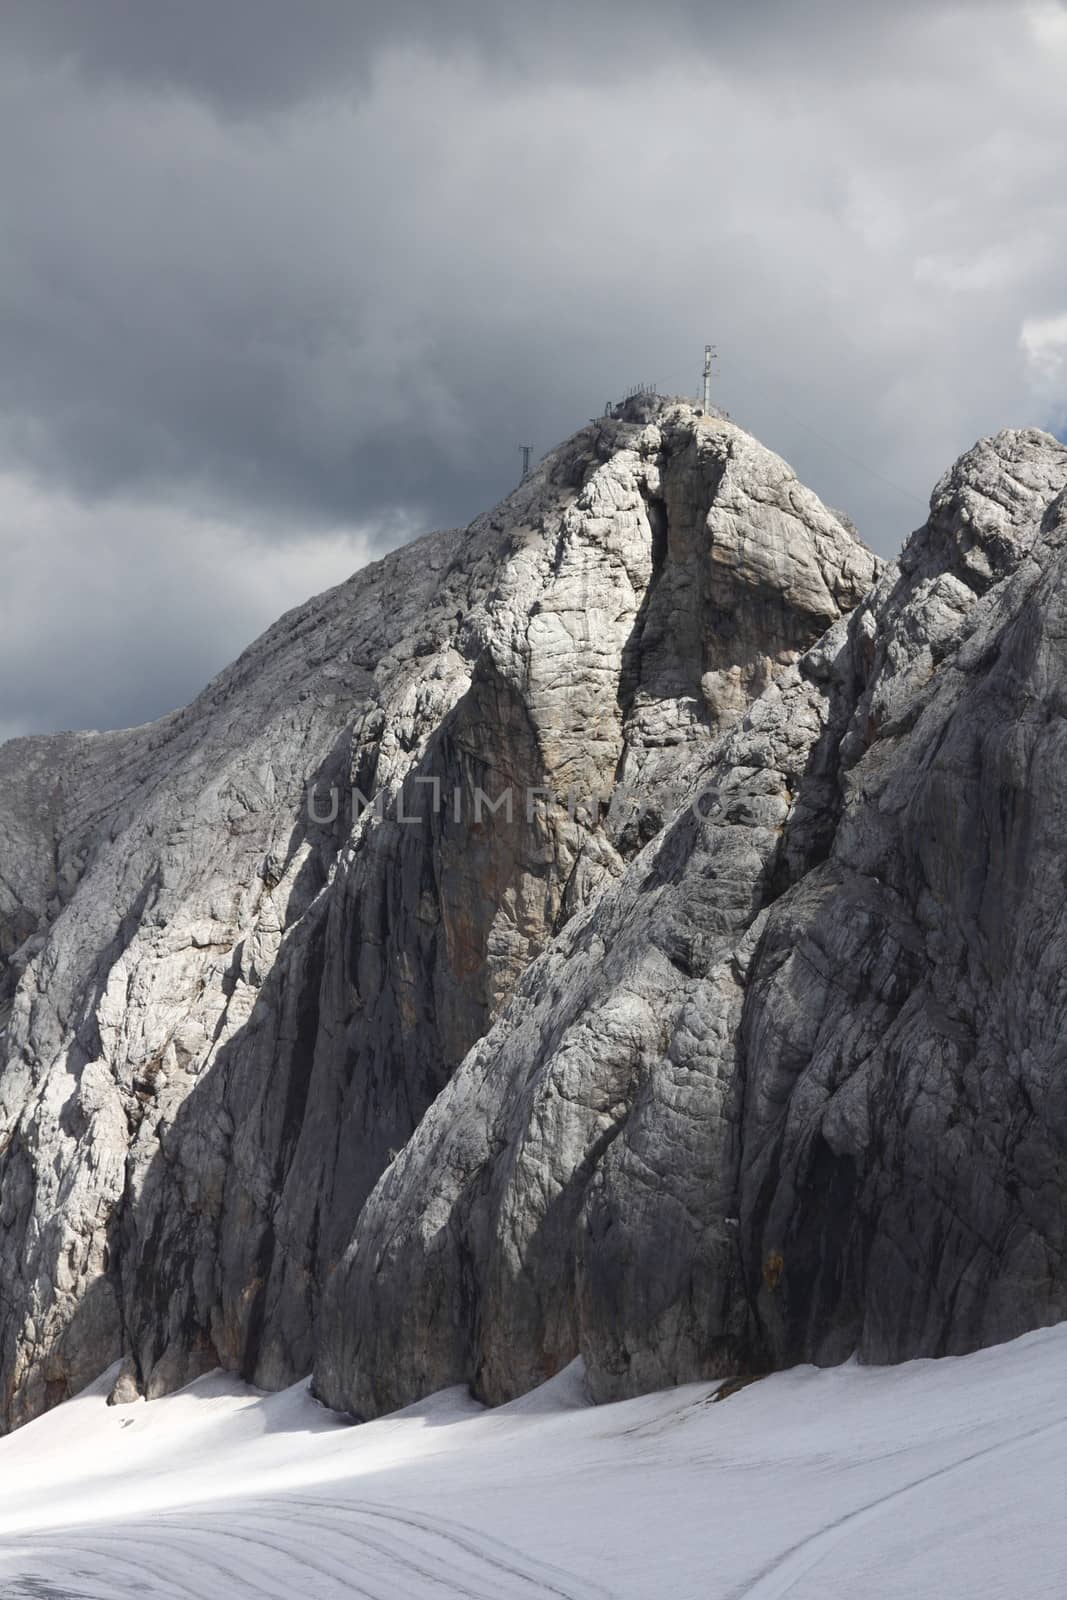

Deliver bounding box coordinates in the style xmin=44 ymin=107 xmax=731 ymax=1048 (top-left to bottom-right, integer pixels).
xmin=0 ymin=400 xmax=876 ymax=1430
xmin=315 ymin=426 xmax=1067 ymax=1418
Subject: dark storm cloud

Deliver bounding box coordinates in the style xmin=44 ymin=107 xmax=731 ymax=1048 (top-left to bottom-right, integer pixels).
xmin=0 ymin=0 xmax=1063 ymax=736
xmin=2 ymin=0 xmax=956 ymax=112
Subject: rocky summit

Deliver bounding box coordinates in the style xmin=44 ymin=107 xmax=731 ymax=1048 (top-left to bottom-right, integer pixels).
xmin=2 ymin=397 xmax=1066 ymax=1435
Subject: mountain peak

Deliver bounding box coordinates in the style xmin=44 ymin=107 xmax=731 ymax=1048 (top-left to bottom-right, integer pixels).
xmin=0 ymin=402 xmax=877 ymax=1428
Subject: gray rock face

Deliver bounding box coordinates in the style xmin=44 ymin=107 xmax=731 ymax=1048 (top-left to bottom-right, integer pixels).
xmin=314 ymin=426 xmax=1067 ymax=1419
xmin=0 ymin=402 xmax=875 ymax=1430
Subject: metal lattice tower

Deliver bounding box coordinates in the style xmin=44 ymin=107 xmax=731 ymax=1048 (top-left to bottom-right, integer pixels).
xmin=520 ymin=445 xmax=532 ymax=480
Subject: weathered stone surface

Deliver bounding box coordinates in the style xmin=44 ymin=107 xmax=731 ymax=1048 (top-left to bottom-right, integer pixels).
xmin=0 ymin=401 xmax=875 ymax=1430
xmin=314 ymin=427 xmax=1067 ymax=1419
xmin=106 ymin=1355 xmax=142 ymax=1407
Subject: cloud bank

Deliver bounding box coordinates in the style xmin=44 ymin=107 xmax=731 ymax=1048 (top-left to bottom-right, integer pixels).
xmin=0 ymin=0 xmax=1064 ymax=734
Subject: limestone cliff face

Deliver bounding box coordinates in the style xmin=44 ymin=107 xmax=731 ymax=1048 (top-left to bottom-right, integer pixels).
xmin=314 ymin=426 xmax=1067 ymax=1419
xmin=0 ymin=401 xmax=876 ymax=1430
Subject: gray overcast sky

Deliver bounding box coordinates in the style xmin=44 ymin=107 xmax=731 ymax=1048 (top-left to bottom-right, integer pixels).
xmin=1 ymin=1 xmax=1065 ymax=739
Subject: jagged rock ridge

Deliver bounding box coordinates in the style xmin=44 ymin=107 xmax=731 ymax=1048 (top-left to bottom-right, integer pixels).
xmin=0 ymin=400 xmax=876 ymax=1429
xmin=314 ymin=425 xmax=1067 ymax=1417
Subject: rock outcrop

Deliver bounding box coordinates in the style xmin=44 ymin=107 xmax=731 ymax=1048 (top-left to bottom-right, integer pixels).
xmin=8 ymin=394 xmax=1065 ymax=1438
xmin=0 ymin=401 xmax=876 ymax=1430
xmin=314 ymin=426 xmax=1067 ymax=1418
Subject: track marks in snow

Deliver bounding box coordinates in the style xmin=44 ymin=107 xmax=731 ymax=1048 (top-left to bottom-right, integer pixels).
xmin=276 ymin=1495 xmax=612 ymax=1600
xmin=3 ymin=1492 xmax=611 ymax=1600
xmin=6 ymin=1529 xmax=280 ymax=1600
xmin=737 ymin=1412 xmax=1067 ymax=1599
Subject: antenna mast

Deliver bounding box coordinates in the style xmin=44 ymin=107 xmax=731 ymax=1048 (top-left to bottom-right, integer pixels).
xmin=702 ymin=343 xmax=717 ymax=410
xmin=520 ymin=445 xmax=532 ymax=480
